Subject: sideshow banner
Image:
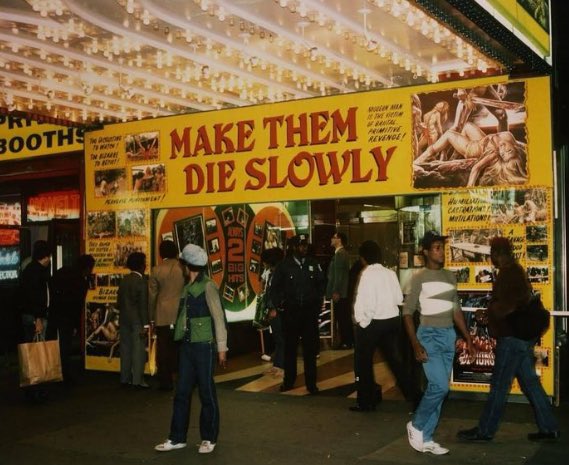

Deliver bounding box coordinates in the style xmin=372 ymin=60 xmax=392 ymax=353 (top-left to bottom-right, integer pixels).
xmin=443 ymin=188 xmax=554 ymax=394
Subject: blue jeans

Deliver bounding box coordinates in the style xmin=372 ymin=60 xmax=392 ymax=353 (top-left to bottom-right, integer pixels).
xmin=169 ymin=341 xmax=219 ymax=444
xmin=478 ymin=336 xmax=559 ymax=437
xmin=412 ymin=326 xmax=456 ymax=442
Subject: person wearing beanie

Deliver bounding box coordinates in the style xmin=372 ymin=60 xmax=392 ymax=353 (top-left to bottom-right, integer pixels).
xmin=155 ymin=243 xmax=227 ymax=455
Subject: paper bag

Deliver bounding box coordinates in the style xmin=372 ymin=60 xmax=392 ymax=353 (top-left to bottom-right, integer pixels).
xmin=18 ymin=338 xmax=63 ymax=387
xmin=147 ymin=331 xmax=157 ymax=376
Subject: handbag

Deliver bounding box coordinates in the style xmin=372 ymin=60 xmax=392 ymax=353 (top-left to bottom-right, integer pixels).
xmin=252 ymin=292 xmax=270 ymax=329
xmin=507 ymin=294 xmax=550 ymax=341
xmin=18 ymin=335 xmax=63 ymax=387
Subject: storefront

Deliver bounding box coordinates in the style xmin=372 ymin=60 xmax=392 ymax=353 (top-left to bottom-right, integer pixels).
xmin=0 ymin=115 xmax=84 ymax=350
xmin=82 ymin=74 xmax=557 ymax=397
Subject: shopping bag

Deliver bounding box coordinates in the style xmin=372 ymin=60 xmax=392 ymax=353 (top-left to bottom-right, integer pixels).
xmin=18 ymin=336 xmax=63 ymax=387
xmin=147 ymin=329 xmax=157 ymax=376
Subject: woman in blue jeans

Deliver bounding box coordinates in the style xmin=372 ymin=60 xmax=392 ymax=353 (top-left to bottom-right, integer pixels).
xmin=458 ymin=237 xmax=559 ymax=442
xmin=155 ymin=244 xmax=228 ymax=455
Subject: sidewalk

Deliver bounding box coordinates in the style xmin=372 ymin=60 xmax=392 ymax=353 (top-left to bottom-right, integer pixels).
xmin=1 ymin=355 xmax=567 ymax=465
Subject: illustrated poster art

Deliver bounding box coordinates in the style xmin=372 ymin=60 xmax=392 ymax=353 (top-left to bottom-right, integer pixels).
xmin=412 ymin=82 xmax=528 ymax=189
xmin=453 ymin=291 xmax=495 ymax=384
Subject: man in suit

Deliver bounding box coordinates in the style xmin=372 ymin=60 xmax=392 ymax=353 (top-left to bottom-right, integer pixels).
xmin=117 ymin=252 xmax=149 ymax=388
xmin=149 ymin=240 xmax=185 ymax=390
xmin=326 ymin=232 xmax=352 ymax=349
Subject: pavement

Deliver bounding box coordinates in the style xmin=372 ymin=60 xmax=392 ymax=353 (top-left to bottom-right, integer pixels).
xmin=1 ymin=354 xmax=567 ymax=465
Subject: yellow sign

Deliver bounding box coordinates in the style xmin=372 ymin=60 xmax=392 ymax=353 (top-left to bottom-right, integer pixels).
xmin=443 ymin=188 xmax=554 ymax=394
xmin=0 ymin=115 xmax=84 ymax=160
xmin=483 ymin=0 xmax=550 ymax=56
xmin=85 ymin=76 xmax=552 ymax=210
xmin=84 ymin=75 xmax=555 ymax=394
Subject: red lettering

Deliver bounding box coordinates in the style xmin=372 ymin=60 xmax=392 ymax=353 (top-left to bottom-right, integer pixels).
xmin=236 ymin=120 xmax=255 ymax=151
xmin=310 ymin=111 xmax=330 ymax=144
xmin=288 ymin=151 xmax=314 ymax=187
xmin=213 ymin=123 xmax=235 ymax=153
xmin=369 ymin=145 xmax=396 ymax=181
xmin=350 ymin=149 xmax=372 ymax=183
xmin=183 ymin=164 xmax=204 ymax=193
xmin=263 ymin=115 xmax=283 ymax=149
xmin=312 ymin=150 xmax=352 ymax=185
xmin=244 ymin=158 xmax=266 ymax=190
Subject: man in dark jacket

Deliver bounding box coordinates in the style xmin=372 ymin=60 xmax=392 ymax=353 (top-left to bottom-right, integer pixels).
xmin=47 ymin=254 xmax=95 ymax=384
xmin=457 ymin=237 xmax=559 ymax=442
xmin=21 ymin=240 xmax=52 ymax=341
xmin=20 ymin=240 xmax=52 ymax=402
xmin=270 ymin=234 xmax=325 ymax=394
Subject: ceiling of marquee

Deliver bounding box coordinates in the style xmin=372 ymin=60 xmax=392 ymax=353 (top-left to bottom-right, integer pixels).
xmin=0 ymin=0 xmax=506 ymax=124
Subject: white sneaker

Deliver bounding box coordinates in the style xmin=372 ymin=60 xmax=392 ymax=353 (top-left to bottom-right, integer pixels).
xmin=154 ymin=439 xmax=187 ymax=452
xmin=422 ymin=441 xmax=449 ymax=455
xmin=198 ymin=440 xmax=216 ymax=454
xmin=261 ymin=354 xmax=272 ymax=362
xmin=406 ymin=421 xmax=423 ymax=452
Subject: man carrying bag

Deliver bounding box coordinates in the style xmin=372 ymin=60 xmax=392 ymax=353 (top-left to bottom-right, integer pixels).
xmin=19 ymin=240 xmax=61 ymax=402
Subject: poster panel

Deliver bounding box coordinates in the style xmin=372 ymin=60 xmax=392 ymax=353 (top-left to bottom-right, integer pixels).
xmin=83 ymin=76 xmax=555 ymax=392
xmin=85 ymin=201 xmax=307 ymax=371
xmin=443 ymin=187 xmax=554 ymax=394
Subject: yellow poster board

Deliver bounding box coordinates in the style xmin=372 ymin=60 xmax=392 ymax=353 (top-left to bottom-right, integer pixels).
xmin=84 ymin=75 xmax=555 ymax=394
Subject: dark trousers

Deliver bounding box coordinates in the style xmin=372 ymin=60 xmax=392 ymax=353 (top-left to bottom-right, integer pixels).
xmin=46 ymin=322 xmax=74 ymax=383
xmin=335 ymin=298 xmax=353 ymax=347
xmin=156 ymin=325 xmax=178 ymax=389
xmin=355 ymin=317 xmax=419 ymax=408
xmin=478 ymin=336 xmax=558 ymax=437
xmin=170 ymin=341 xmax=219 ymax=443
xmin=282 ymin=304 xmax=319 ymax=390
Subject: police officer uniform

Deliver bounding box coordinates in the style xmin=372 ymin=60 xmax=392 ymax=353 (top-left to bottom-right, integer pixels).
xmin=269 ymin=234 xmax=325 ymax=393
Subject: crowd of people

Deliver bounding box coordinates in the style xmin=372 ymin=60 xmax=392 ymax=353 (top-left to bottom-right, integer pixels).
xmin=19 ymin=231 xmax=560 ymax=456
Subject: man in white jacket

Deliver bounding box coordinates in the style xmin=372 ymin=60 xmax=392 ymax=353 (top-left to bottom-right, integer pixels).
xmin=350 ymin=240 xmax=420 ymax=412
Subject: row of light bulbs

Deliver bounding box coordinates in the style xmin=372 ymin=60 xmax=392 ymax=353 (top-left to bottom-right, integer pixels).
xmin=3 ymin=0 xmax=500 ymax=123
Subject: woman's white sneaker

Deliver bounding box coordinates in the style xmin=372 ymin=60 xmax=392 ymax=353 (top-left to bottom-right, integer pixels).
xmin=422 ymin=441 xmax=449 ymax=455
xmin=198 ymin=440 xmax=216 ymax=454
xmin=154 ymin=439 xmax=187 ymax=452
